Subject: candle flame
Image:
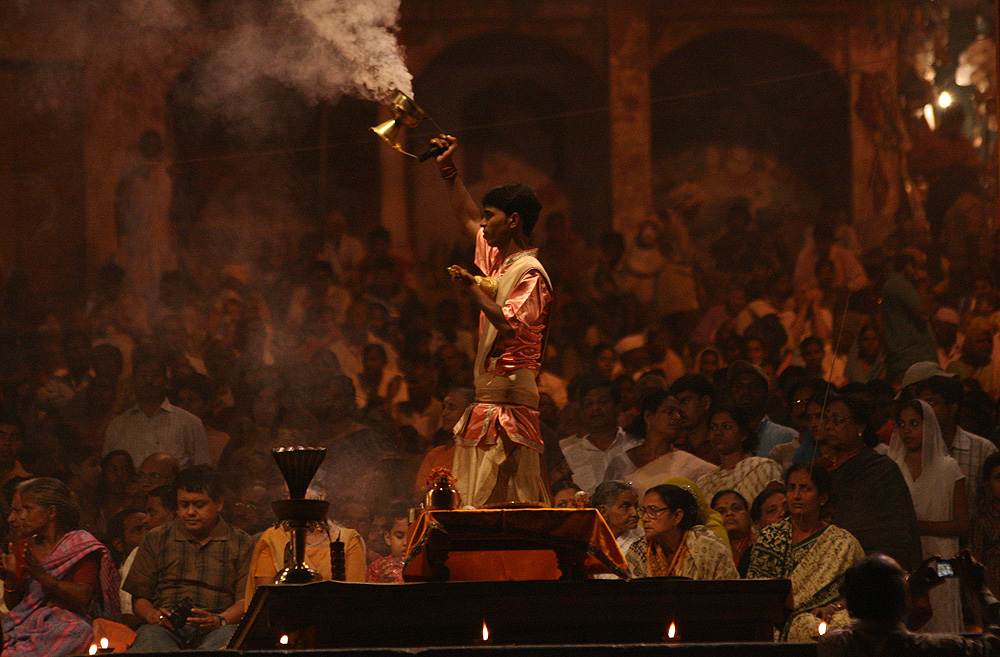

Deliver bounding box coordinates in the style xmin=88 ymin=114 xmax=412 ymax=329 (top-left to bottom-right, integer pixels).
xmin=668 ymin=622 xmax=676 ymax=639
xmin=279 ymin=635 xmax=289 ymax=645
xmin=89 ymin=645 xmax=98 ymax=656
xmin=482 ymin=620 xmax=490 ymax=642
xmin=100 ymin=638 xmax=109 ymax=650
xmin=818 ymin=621 xmax=827 ymax=636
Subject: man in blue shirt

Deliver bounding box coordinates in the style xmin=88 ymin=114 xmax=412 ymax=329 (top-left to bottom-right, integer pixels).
xmin=725 ymin=360 xmax=798 ymax=458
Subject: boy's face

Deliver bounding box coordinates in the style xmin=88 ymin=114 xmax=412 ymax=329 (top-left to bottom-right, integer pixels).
xmin=145 ymin=496 xmax=175 ymax=528
xmin=122 ymin=511 xmax=149 ymax=552
xmin=384 ymin=518 xmax=409 ymax=558
xmin=480 ymin=206 xmax=514 ymax=247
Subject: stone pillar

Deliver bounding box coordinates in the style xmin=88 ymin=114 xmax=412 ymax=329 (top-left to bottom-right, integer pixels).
xmin=377 ymin=106 xmax=412 ymax=258
xmin=608 ymin=0 xmax=653 ymax=238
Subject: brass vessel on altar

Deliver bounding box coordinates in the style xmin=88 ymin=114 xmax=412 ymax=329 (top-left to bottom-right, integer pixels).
xmin=425 ymin=467 xmax=461 ymax=510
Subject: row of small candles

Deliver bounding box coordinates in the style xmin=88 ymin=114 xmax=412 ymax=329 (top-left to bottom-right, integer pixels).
xmin=271 ymin=619 xmax=683 ymax=648
xmin=473 ymin=619 xmax=679 ymax=644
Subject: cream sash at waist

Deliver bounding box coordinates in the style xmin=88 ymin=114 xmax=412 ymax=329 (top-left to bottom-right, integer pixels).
xmin=474 ymin=368 xmax=539 ymax=409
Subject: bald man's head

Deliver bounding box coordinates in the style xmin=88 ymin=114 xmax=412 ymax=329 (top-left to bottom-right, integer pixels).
xmin=138 ymin=452 xmax=180 ymax=493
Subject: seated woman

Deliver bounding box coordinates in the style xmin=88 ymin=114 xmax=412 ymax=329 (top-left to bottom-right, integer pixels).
xmin=2 ymin=478 xmax=120 ymax=656
xmin=245 ymin=488 xmax=366 ymax=602
xmin=592 ymin=481 xmax=642 ymax=554
xmin=746 ymin=462 xmax=864 ymax=642
xmin=626 ymin=483 xmax=738 ymax=580
xmin=711 ymin=489 xmax=755 ymax=576
xmin=551 ymin=482 xmax=583 ymax=508
xmin=604 ymin=390 xmax=714 ymax=495
xmin=697 ymin=407 xmax=783 ymax=506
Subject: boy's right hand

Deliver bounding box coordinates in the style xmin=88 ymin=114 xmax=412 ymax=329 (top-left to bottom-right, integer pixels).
xmin=431 ymin=135 xmax=458 ymax=169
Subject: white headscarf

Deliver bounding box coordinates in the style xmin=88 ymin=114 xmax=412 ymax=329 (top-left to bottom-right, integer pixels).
xmin=888 ymin=399 xmax=950 ymax=473
xmin=887 ymin=399 xmax=965 ymax=635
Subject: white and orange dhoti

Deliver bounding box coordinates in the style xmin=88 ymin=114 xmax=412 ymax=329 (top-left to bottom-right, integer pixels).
xmin=452 ymin=230 xmax=552 ymax=507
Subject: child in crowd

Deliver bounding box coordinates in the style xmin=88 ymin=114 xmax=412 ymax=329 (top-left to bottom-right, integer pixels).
xmin=365 ymin=502 xmax=410 ymax=583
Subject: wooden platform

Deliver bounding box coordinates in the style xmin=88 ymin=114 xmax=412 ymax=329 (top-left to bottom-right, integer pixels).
xmin=230 ymin=578 xmax=792 ymax=650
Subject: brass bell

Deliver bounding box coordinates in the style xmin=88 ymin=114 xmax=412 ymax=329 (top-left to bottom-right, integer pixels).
xmin=370 ymin=91 xmax=444 ymax=160
xmin=474 ymin=276 xmax=498 ymax=301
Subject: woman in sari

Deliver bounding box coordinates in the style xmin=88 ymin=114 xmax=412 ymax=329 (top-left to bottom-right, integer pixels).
xmin=747 ymin=462 xmax=864 ymax=642
xmin=1 ymin=478 xmax=121 ymax=657
xmin=604 ymin=390 xmax=713 ymax=492
xmin=696 ymin=407 xmax=783 ymax=507
xmin=711 ymin=489 xmax=756 ymax=576
xmin=592 ymin=480 xmax=642 ymax=555
xmin=626 ymin=483 xmax=737 ymax=580
xmin=889 ymin=399 xmax=968 ymax=634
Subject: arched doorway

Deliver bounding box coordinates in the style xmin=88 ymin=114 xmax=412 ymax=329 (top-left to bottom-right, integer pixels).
xmin=410 ymin=32 xmax=610 ymax=257
xmin=651 ymin=29 xmax=850 ymax=250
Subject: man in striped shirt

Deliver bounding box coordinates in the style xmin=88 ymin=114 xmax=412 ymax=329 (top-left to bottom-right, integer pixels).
xmin=125 ymin=466 xmax=252 ymax=651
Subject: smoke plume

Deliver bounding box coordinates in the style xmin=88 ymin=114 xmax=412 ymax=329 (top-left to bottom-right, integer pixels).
xmin=185 ymin=0 xmax=412 ymax=134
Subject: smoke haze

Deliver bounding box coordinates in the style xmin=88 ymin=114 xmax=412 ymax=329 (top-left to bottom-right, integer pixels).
xmin=185 ymin=0 xmax=411 ymax=133
xmin=109 ymin=0 xmax=411 ymax=134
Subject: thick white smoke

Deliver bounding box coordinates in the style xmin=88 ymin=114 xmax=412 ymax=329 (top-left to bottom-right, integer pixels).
xmin=189 ymin=0 xmax=412 ymax=133
xmin=107 ymin=0 xmax=411 ymax=134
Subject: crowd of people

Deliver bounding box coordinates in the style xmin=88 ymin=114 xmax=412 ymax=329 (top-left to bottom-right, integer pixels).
xmin=0 ymin=124 xmax=996 ymax=651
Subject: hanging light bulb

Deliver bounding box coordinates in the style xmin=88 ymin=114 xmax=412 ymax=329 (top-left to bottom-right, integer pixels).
xmin=938 ymin=91 xmax=953 ymax=108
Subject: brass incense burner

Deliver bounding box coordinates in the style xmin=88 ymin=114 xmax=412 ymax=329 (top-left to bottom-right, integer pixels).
xmin=371 ymin=91 xmax=446 ymax=161
xmin=271 ymin=447 xmax=328 ymax=585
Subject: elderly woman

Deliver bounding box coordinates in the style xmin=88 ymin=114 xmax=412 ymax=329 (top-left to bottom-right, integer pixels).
xmin=626 ymin=484 xmax=737 ymax=580
xmin=697 ymin=407 xmax=783 ymax=507
xmin=750 ymin=484 xmax=788 ymax=532
xmin=747 ymin=462 xmax=864 ymax=641
xmin=2 ymin=478 xmax=120 ymax=656
xmin=592 ymin=481 xmax=642 ymax=554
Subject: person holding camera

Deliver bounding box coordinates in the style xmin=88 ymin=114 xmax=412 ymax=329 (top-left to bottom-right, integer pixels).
xmin=820 ymin=551 xmax=1000 ymax=656
xmin=124 ymin=466 xmax=252 ymax=651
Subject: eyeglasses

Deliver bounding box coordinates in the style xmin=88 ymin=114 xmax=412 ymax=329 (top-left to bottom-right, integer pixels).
xmin=639 ymin=505 xmax=672 ymax=518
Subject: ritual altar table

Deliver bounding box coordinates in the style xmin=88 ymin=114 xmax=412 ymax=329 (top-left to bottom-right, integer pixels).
xmin=402 ymin=507 xmax=629 ymax=581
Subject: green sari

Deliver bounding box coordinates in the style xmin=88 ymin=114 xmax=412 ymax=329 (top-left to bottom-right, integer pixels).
xmin=747 ymin=518 xmax=864 ymax=641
